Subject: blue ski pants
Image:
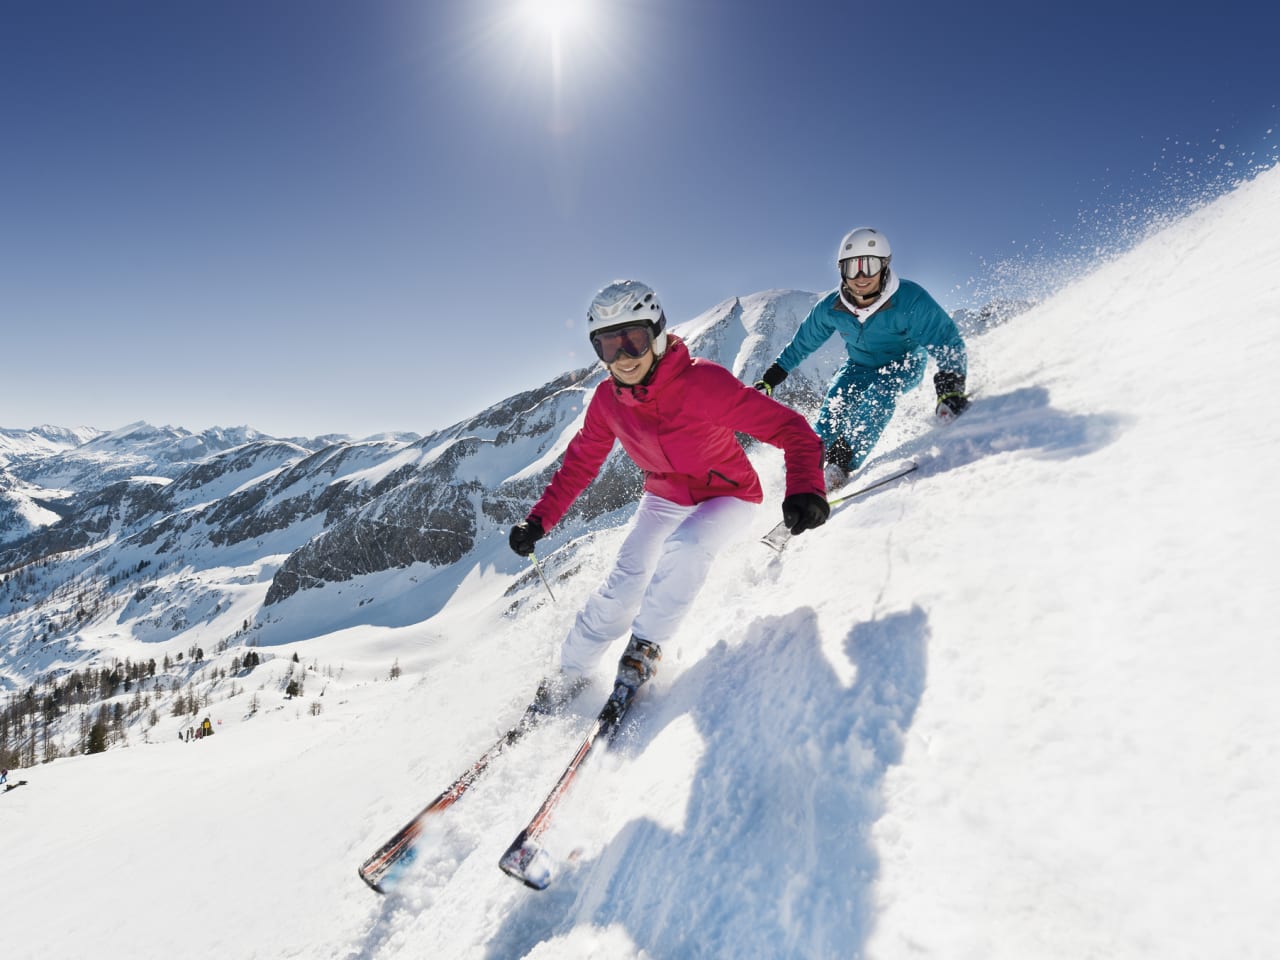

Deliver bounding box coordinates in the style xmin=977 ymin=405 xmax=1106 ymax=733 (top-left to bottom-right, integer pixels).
xmin=815 ymin=348 xmax=927 ymax=471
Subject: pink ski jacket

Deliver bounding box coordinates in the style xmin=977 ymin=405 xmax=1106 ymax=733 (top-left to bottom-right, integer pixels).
xmin=529 ymin=337 xmax=824 ymax=531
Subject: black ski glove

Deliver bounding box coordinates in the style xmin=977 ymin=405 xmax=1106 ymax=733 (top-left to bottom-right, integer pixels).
xmin=934 ymin=371 xmax=971 ymax=421
xmin=781 ymin=493 xmax=830 ymax=536
xmin=753 ymin=363 xmax=788 ymax=396
xmin=508 ymin=518 xmax=546 ymax=557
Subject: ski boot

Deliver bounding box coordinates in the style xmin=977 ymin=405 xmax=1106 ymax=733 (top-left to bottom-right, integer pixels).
xmin=824 ymin=460 xmax=850 ymax=493
xmin=614 ymin=635 xmax=662 ymax=696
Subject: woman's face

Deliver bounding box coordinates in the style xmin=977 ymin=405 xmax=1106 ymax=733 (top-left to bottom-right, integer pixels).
xmin=607 ymin=345 xmax=655 ymax=385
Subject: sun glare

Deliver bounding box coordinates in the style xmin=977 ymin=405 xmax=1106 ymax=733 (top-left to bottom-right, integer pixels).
xmin=518 ymin=0 xmax=592 ymax=42
xmin=472 ymin=0 xmax=622 ymax=137
xmin=508 ymin=0 xmax=600 ymax=124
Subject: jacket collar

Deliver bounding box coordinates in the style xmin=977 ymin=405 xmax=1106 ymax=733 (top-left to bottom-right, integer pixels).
xmin=837 ymin=271 xmax=901 ymax=322
xmin=612 ymin=336 xmax=691 ymax=405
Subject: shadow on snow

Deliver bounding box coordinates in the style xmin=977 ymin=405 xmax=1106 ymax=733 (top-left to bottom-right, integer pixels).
xmin=485 ymin=605 xmax=930 ymax=959
xmin=906 ymin=385 xmax=1126 ymax=477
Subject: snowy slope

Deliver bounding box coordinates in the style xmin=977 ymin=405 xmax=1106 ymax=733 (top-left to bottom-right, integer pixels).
xmin=3 ymin=165 xmax=1279 ymax=960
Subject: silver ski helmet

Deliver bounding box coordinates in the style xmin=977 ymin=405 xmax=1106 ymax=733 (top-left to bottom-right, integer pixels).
xmin=837 ymin=227 xmax=892 ymax=286
xmin=586 ymin=279 xmax=668 ymax=359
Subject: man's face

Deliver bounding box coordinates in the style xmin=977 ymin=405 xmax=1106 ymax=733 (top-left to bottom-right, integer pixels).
xmin=841 ymin=256 xmax=885 ymax=303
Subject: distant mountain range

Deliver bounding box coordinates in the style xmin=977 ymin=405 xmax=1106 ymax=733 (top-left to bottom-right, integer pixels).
xmin=0 ymin=424 xmax=104 ymax=467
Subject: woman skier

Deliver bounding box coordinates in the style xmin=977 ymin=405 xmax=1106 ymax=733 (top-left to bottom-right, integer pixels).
xmin=509 ymin=279 xmax=829 ymax=707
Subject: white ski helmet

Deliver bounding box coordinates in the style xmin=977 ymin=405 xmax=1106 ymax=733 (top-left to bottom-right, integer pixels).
xmin=837 ymin=227 xmax=891 ymax=263
xmin=586 ymin=279 xmax=668 ymax=356
xmin=837 ymin=227 xmax=892 ymax=283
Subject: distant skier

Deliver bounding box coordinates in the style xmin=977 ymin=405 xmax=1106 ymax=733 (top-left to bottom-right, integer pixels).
xmin=753 ymin=227 xmax=970 ymax=490
xmin=0 ymin=768 xmax=7 ymax=786
xmin=508 ymin=279 xmax=828 ymax=708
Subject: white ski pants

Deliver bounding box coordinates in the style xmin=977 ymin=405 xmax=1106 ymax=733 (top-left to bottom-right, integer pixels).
xmin=559 ymin=492 xmax=758 ymax=678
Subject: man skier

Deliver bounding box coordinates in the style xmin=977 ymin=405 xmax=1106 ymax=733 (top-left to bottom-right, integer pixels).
xmin=754 ymin=227 xmax=969 ymax=490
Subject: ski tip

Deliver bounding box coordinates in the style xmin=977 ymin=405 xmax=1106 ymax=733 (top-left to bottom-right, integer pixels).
xmin=499 ymin=841 xmax=555 ymax=891
xmin=358 ymin=870 xmax=386 ymax=901
xmin=758 ymin=518 xmax=790 ymax=552
xmin=358 ymin=867 xmax=387 ymax=895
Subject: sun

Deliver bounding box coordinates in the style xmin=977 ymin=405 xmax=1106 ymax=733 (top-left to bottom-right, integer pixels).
xmin=467 ymin=0 xmax=620 ymax=136
xmin=516 ymin=0 xmax=593 ymax=44
xmin=508 ymin=0 xmax=600 ymax=124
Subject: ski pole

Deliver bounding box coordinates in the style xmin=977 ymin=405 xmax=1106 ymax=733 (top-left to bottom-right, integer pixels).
xmin=529 ymin=552 xmax=556 ymax=603
xmin=827 ymin=461 xmax=919 ymax=508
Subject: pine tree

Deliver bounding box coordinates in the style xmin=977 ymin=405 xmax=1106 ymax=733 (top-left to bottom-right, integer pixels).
xmin=86 ymin=720 xmax=108 ymax=754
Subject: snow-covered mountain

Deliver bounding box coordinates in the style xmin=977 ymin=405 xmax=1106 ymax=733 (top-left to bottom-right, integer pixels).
xmin=10 ymin=421 xmax=276 ymax=488
xmin=0 ymin=424 xmax=103 ymax=467
xmin=0 ymin=426 xmax=103 ymax=544
xmin=2 ymin=163 xmax=1277 ymax=959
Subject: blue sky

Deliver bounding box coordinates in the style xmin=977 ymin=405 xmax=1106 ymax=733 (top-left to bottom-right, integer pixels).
xmin=2 ymin=0 xmax=1277 ymax=439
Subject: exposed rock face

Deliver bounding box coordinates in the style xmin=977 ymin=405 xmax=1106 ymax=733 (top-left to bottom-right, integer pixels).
xmin=0 ymin=478 xmax=171 ymax=568
xmin=265 ymin=478 xmax=480 ymax=603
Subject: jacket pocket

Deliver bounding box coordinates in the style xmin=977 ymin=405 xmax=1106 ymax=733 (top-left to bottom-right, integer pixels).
xmin=706 ymin=469 xmax=741 ymax=490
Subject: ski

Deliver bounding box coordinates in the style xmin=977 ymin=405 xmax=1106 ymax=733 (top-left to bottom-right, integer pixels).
xmin=762 ymin=460 xmax=919 ymax=552
xmin=498 ymin=683 xmax=637 ymax=890
xmin=358 ymin=705 xmax=543 ymax=893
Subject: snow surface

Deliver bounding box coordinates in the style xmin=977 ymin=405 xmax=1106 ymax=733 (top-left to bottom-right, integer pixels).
xmin=4 ymin=166 xmax=1280 ymax=959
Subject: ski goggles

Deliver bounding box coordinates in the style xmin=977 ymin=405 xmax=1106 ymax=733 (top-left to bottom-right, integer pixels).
xmin=591 ymin=323 xmax=653 ymax=363
xmin=841 ymin=255 xmax=886 ymax=279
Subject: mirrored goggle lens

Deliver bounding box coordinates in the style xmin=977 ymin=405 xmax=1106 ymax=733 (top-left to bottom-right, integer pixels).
xmin=841 ymin=255 xmax=885 ymax=279
xmin=591 ymin=324 xmax=652 ymax=363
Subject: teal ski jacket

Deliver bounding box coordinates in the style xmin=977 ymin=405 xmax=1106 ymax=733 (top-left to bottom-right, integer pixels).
xmin=775 ymin=279 xmax=966 ymax=377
